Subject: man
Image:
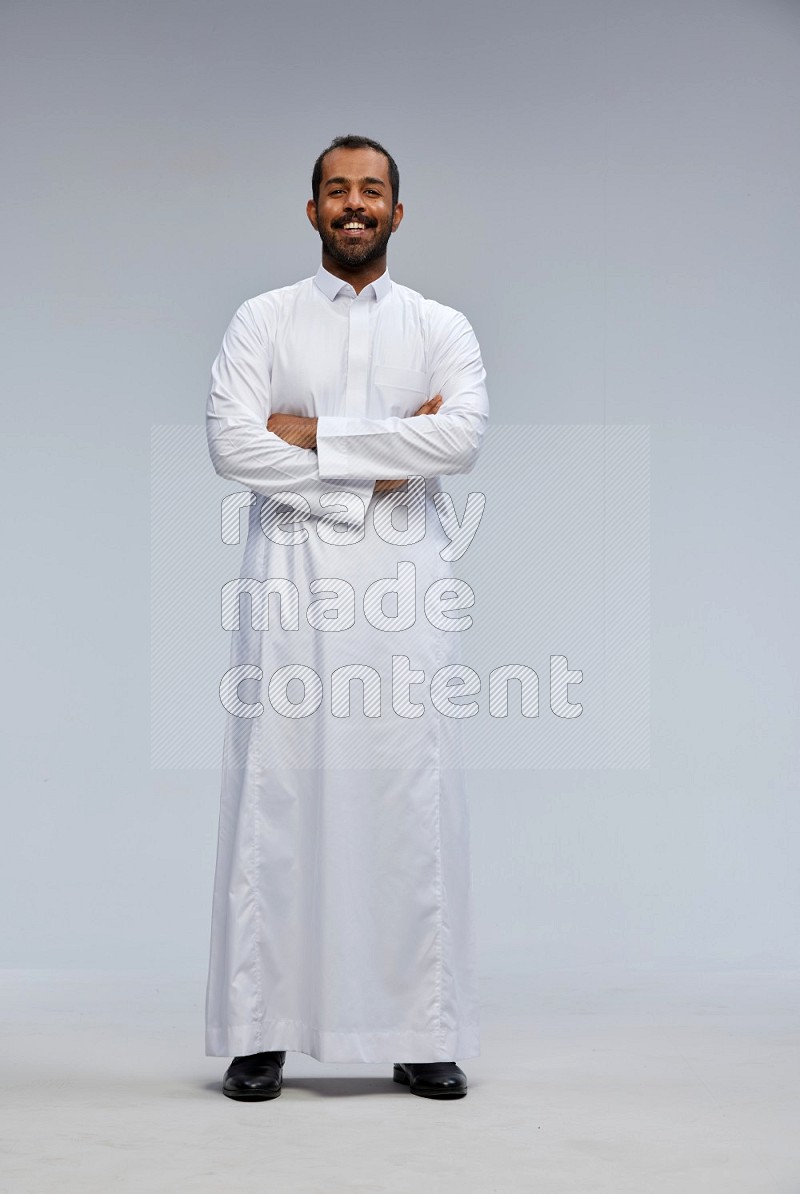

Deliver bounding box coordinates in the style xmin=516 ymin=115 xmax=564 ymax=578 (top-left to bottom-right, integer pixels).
xmin=205 ymin=134 xmax=490 ymax=1101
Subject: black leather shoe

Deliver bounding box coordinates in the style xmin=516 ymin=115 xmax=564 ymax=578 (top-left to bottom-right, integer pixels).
xmin=222 ymin=1050 xmax=286 ymax=1100
xmin=393 ymin=1061 xmax=468 ymax=1099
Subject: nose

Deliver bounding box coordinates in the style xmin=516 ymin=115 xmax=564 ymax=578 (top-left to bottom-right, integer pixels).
xmin=344 ymin=188 xmax=365 ymax=211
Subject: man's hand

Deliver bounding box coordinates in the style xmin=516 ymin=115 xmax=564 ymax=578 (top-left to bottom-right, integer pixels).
xmin=266 ymin=413 xmax=318 ymax=450
xmin=412 ymin=394 xmax=443 ymax=417
xmin=374 ymin=394 xmax=443 ymax=491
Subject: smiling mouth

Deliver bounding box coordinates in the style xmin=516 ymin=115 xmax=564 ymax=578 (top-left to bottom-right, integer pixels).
xmin=336 ymin=222 xmax=373 ymax=236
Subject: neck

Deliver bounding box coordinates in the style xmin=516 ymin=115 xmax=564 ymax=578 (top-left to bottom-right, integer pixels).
xmin=321 ymin=252 xmax=387 ymax=295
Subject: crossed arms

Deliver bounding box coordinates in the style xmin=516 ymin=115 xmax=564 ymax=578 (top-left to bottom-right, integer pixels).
xmin=206 ymin=297 xmax=489 ymax=525
xmin=266 ymin=395 xmax=444 ymax=493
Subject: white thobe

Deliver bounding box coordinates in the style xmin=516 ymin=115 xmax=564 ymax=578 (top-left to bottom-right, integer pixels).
xmin=204 ymin=263 xmax=490 ymax=1062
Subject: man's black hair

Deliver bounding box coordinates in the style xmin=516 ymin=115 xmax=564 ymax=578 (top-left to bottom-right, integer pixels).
xmin=312 ymin=134 xmax=400 ymax=208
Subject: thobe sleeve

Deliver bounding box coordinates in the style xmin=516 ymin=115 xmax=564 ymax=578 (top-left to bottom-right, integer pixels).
xmin=206 ymin=299 xmax=376 ymax=526
xmin=315 ymin=304 xmax=489 ymax=481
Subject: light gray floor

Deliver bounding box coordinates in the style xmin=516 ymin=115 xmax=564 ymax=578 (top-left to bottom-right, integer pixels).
xmin=1 ymin=966 xmax=797 ymax=1192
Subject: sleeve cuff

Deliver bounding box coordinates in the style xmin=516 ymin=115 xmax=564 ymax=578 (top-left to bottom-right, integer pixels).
xmin=316 ymin=416 xmax=360 ymax=480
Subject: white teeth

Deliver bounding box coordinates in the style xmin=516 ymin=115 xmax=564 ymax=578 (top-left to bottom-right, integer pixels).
xmin=343 ymin=223 xmax=366 ymax=229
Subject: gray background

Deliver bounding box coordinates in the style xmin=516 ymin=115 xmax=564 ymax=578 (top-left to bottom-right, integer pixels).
xmin=2 ymin=0 xmax=798 ymax=975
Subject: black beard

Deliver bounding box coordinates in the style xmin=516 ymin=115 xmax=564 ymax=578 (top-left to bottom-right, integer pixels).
xmin=318 ymin=218 xmax=393 ymax=268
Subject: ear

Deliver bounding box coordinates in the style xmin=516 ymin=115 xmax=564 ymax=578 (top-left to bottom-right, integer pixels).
xmin=306 ymin=198 xmax=319 ymax=230
xmin=391 ymin=201 xmax=404 ymax=232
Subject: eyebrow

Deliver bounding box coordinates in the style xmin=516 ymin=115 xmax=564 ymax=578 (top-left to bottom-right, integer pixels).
xmin=324 ymin=176 xmax=386 ymax=188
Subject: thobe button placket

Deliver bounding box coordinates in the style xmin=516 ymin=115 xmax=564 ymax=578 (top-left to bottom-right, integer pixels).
xmin=344 ymin=292 xmax=371 ymax=420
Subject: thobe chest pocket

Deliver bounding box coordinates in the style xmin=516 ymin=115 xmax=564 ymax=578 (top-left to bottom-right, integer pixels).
xmin=373 ymin=366 xmax=430 ymax=417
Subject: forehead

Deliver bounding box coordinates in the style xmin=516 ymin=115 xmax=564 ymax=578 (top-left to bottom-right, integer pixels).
xmin=319 ymin=146 xmax=391 ymax=187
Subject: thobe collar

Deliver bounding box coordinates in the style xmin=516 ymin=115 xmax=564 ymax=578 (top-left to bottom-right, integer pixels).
xmin=313 ymin=263 xmax=392 ymax=303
